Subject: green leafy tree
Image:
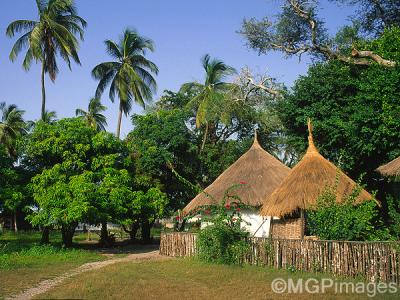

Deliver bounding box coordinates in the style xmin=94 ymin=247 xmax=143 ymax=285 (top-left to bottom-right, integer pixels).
xmin=127 ymin=108 xmax=198 ymax=211
xmin=88 ymin=131 xmax=130 ymax=245
xmin=26 ymin=118 xmax=96 ymax=246
xmin=0 ymin=146 xmax=14 ymax=214
xmin=0 ymin=102 xmax=26 ymax=157
xmin=276 ymin=28 xmax=400 ymax=188
xmin=330 ymin=0 xmax=400 ymax=36
xmin=76 ymin=98 xmax=108 ymax=131
xmin=30 ymin=168 xmax=97 ymax=247
xmin=0 ymin=145 xmax=30 ymax=232
xmin=120 ymin=187 xmax=168 ymax=242
xmin=92 ymin=28 xmax=158 ymax=138
xmin=6 ymin=0 xmax=87 ymax=120
xmin=240 ymin=0 xmax=396 ymax=68
xmin=26 ymin=120 xmax=137 ymax=246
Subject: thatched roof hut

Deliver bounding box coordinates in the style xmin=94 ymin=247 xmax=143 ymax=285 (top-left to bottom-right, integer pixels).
xmin=182 ymin=132 xmax=291 ymax=215
xmin=260 ymin=120 xmax=373 ymax=218
xmin=377 ymin=156 xmax=400 ymax=177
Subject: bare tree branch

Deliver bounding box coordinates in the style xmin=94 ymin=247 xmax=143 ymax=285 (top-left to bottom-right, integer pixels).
xmin=351 ymin=48 xmax=396 ymax=67
xmin=232 ymin=67 xmax=282 ymax=103
xmin=287 ymin=0 xmax=396 ymax=67
xmin=242 ymin=0 xmax=396 ymax=68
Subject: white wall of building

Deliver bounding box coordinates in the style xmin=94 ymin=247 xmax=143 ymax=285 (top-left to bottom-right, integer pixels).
xmin=241 ymin=209 xmax=271 ymax=238
xmin=192 ymin=209 xmax=271 ymax=238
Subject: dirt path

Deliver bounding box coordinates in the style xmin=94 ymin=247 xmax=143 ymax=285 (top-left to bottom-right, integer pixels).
xmin=7 ymin=250 xmax=170 ymax=300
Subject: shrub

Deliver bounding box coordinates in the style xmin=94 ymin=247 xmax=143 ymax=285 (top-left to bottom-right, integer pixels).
xmin=195 ymin=184 xmax=250 ymax=264
xmin=197 ymin=222 xmax=249 ymax=264
xmin=387 ymin=195 xmax=400 ymax=239
xmin=306 ymin=182 xmax=390 ymax=241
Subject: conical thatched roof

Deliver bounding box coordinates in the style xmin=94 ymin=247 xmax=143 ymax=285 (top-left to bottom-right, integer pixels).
xmin=377 ymin=156 xmax=400 ymax=177
xmin=182 ymin=132 xmax=291 ymax=215
xmin=260 ymin=120 xmax=373 ymax=218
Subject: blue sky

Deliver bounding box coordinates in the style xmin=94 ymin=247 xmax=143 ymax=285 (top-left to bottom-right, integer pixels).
xmin=0 ymin=0 xmax=355 ymax=137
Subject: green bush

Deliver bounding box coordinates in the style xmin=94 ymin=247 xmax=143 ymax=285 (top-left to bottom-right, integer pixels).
xmin=195 ymin=184 xmax=251 ymax=264
xmin=197 ymin=223 xmax=249 ymax=264
xmin=387 ymin=195 xmax=400 ymax=239
xmin=306 ymin=183 xmax=390 ymax=241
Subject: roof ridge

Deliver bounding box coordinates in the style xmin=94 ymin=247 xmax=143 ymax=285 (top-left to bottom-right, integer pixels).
xmin=307 ymin=118 xmax=318 ymax=154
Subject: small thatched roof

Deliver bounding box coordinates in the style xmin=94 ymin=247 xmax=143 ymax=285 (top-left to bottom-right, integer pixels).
xmin=182 ymin=132 xmax=291 ymax=215
xmin=260 ymin=120 xmax=373 ymax=218
xmin=377 ymin=156 xmax=400 ymax=177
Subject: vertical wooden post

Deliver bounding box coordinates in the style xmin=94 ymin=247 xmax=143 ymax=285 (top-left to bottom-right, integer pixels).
xmin=300 ymin=209 xmax=305 ymax=239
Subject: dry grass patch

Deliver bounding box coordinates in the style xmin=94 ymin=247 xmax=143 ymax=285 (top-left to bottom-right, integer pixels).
xmin=39 ymin=258 xmax=399 ymax=300
xmin=0 ymin=231 xmax=104 ymax=298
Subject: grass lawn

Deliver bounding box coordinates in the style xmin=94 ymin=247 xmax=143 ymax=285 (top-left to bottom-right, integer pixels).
xmin=39 ymin=258 xmax=399 ymax=300
xmin=0 ymin=231 xmax=105 ymax=298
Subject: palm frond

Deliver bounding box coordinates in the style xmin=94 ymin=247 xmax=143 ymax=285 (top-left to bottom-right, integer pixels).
xmin=0 ymin=102 xmax=26 ymax=156
xmin=75 ymin=108 xmax=87 ymax=117
xmin=105 ymin=40 xmax=123 ymax=60
xmin=6 ymin=20 xmax=37 ymax=37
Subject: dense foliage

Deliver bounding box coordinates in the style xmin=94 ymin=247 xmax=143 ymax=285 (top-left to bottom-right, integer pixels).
xmin=2 ymin=0 xmax=400 ymax=248
xmin=277 ymin=27 xmax=400 ymax=186
xmin=24 ymin=118 xmax=168 ymax=246
xmin=196 ymin=188 xmax=250 ymax=264
xmin=306 ymin=185 xmax=389 ymax=241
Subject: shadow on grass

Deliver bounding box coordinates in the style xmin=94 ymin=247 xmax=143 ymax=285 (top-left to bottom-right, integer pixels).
xmin=1 ymin=230 xmax=161 ymax=256
xmin=76 ymin=238 xmax=161 ymax=255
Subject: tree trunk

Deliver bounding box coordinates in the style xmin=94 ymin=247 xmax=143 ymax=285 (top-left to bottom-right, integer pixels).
xmin=100 ymin=221 xmax=108 ymax=246
xmin=200 ymin=122 xmax=209 ymax=153
xmin=87 ymin=227 xmax=91 ymax=241
xmin=116 ymin=102 xmax=123 ymax=139
xmin=122 ymin=222 xmax=140 ymax=242
xmin=61 ymin=223 xmax=77 ymax=248
xmin=141 ymin=220 xmax=154 ymax=244
xmin=208 ymin=121 xmax=218 ymax=144
xmin=13 ymin=211 xmax=18 ymax=232
xmin=40 ymin=226 xmax=50 ymax=244
xmin=41 ymin=61 xmax=46 ymax=121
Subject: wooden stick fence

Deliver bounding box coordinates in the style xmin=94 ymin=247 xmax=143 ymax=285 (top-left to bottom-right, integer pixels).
xmin=160 ymin=232 xmax=400 ymax=283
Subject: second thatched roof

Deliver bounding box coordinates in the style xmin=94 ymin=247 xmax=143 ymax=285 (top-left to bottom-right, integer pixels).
xmin=182 ymin=133 xmax=291 ymax=215
xmin=260 ymin=120 xmax=374 ymax=218
xmin=377 ymin=156 xmax=400 ymax=177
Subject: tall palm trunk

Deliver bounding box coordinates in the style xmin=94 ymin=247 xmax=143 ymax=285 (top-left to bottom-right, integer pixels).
xmin=41 ymin=61 xmax=46 ymax=121
xmin=200 ymin=122 xmax=209 ymax=153
xmin=116 ymin=101 xmax=123 ymax=138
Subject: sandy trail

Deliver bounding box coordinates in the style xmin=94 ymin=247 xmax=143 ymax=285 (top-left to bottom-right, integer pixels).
xmin=7 ymin=250 xmax=169 ymax=300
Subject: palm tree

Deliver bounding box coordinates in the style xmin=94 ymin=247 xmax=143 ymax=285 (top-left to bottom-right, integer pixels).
xmin=6 ymin=0 xmax=87 ymax=120
xmin=76 ymin=98 xmax=107 ymax=131
xmin=26 ymin=110 xmax=57 ymax=130
xmin=92 ymin=28 xmax=158 ymax=138
xmin=180 ymin=54 xmax=236 ymax=150
xmin=0 ymin=102 xmax=26 ymax=157
xmin=42 ymin=110 xmax=58 ymax=124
